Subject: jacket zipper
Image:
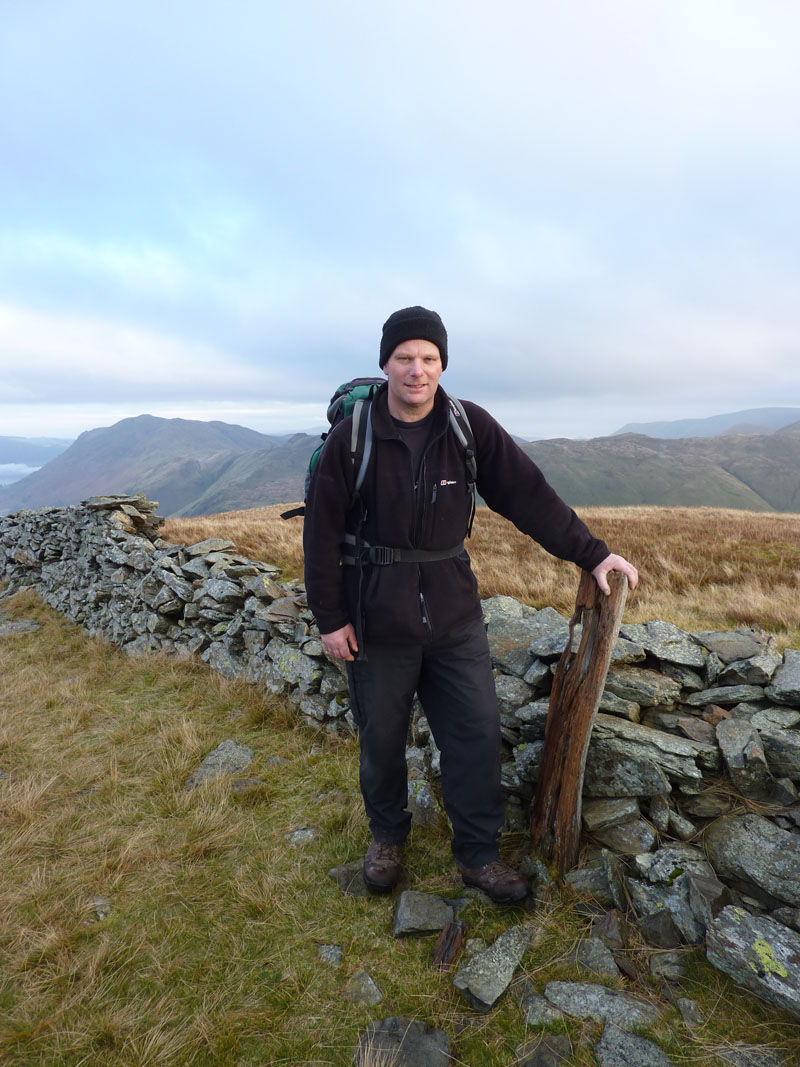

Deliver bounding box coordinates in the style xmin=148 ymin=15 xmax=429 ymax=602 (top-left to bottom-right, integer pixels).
xmin=410 ymin=429 xmax=445 ymax=639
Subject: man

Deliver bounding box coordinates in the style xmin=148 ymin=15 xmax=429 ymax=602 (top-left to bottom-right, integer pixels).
xmin=303 ymin=306 xmax=638 ymax=903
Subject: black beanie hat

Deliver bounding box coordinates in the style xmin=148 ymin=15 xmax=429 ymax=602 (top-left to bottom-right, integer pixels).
xmin=379 ymin=306 xmax=448 ymax=369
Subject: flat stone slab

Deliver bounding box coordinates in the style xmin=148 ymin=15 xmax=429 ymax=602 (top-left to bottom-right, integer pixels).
xmin=586 ymin=714 xmax=717 ymax=796
xmin=582 ymin=797 xmax=640 ymax=832
xmin=327 ymin=861 xmax=372 ymax=897
xmin=593 ymin=817 xmax=657 ymax=856
xmin=520 ymin=992 xmax=565 ymax=1025
xmin=684 ymin=684 xmax=766 ymax=707
xmin=543 ymin=981 xmax=661 ymax=1030
xmin=392 ymin=891 xmax=453 ymax=937
xmin=183 ymin=740 xmax=253 ymax=790
xmin=453 ymin=924 xmax=532 ymax=1012
xmin=604 ymin=666 xmax=682 ymax=707
xmin=0 ymin=618 xmax=40 ymax=637
xmin=694 ymin=629 xmax=767 ymax=664
xmin=594 ymin=1023 xmax=675 ymax=1066
xmin=703 ymin=814 xmax=800 ymax=907
xmin=516 ymin=1033 xmax=573 ymax=1067
xmin=185 ymin=537 xmax=235 ymax=556
xmin=706 ymin=906 xmax=800 ymax=1021
xmin=354 ymin=1017 xmax=450 ymax=1067
xmin=344 ymin=968 xmax=382 ymax=1005
xmin=619 ymin=620 xmax=706 ymax=667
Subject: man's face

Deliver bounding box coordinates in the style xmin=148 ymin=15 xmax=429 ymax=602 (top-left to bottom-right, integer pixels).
xmin=383 ymin=339 xmax=443 ymax=421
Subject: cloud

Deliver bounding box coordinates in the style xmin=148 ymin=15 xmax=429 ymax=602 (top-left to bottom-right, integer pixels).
xmin=0 ymin=1 xmax=799 ymax=439
xmin=0 ymin=302 xmax=278 ymax=404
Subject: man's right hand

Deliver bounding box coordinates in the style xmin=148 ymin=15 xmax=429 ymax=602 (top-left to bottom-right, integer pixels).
xmin=321 ymin=623 xmax=359 ymax=661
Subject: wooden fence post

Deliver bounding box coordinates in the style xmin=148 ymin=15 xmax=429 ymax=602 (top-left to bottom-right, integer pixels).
xmin=530 ymin=569 xmax=629 ymax=876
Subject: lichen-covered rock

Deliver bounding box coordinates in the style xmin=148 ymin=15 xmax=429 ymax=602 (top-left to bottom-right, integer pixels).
xmin=513 ymin=741 xmax=543 ymax=783
xmin=543 ymin=981 xmax=661 ymax=1030
xmin=628 ymin=844 xmax=722 ymax=945
xmin=266 ymin=637 xmax=323 ymax=691
xmin=453 ymin=925 xmax=532 ymax=1011
xmin=706 ymin=906 xmax=800 ymax=1021
xmin=619 ymin=620 xmax=706 ymax=668
xmin=604 ymin=666 xmax=682 ymax=708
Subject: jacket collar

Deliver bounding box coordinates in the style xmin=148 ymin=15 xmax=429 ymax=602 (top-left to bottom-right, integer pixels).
xmin=371 ymin=382 xmax=450 ymax=440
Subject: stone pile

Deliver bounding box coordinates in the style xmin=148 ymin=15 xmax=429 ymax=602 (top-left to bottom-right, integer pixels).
xmin=3 ymin=498 xmax=800 ymax=1027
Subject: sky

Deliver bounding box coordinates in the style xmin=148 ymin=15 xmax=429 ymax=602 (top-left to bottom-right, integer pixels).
xmin=1 ymin=0 xmax=799 ymax=442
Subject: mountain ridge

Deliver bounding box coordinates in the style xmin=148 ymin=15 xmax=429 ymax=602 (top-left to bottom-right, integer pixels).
xmin=613 ymin=406 xmax=800 ymax=439
xmin=2 ymin=412 xmax=799 ymax=517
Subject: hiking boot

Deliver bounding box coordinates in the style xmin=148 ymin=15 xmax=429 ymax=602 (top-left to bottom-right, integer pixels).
xmin=363 ymin=839 xmax=404 ymax=893
xmin=459 ymin=859 xmax=529 ymax=904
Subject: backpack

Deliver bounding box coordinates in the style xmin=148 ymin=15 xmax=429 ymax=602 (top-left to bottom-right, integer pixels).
xmin=280 ymin=378 xmax=477 ymax=524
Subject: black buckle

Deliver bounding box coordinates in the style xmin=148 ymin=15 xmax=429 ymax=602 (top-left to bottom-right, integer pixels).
xmin=367 ymin=545 xmax=395 ymax=565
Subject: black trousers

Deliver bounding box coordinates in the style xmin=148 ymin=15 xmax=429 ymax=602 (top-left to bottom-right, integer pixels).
xmin=346 ymin=616 xmax=504 ymax=868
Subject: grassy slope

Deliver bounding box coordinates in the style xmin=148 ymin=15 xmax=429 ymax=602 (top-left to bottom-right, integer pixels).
xmin=2 ymin=591 xmax=800 ymax=1066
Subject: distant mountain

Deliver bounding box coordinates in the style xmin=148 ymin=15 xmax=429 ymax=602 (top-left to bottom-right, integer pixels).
xmin=2 ymin=413 xmax=799 ymax=517
xmin=613 ymin=407 xmax=800 ymax=439
xmin=0 ymin=415 xmax=316 ymax=516
xmin=523 ymin=422 xmax=800 ymax=512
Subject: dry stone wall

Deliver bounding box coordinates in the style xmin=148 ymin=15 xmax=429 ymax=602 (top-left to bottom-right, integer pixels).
xmin=3 ymin=496 xmax=800 ymax=1023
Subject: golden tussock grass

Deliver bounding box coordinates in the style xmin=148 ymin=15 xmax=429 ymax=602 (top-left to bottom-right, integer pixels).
xmin=163 ymin=503 xmax=800 ymax=649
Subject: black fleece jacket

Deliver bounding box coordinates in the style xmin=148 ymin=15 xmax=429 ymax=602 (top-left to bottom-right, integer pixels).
xmin=303 ymin=384 xmax=609 ymax=644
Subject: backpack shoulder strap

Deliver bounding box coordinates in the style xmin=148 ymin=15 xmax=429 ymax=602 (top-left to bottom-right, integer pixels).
xmin=350 ymin=397 xmax=374 ymax=496
xmin=446 ymin=395 xmax=477 ymax=487
xmin=443 ymin=393 xmax=478 ymax=536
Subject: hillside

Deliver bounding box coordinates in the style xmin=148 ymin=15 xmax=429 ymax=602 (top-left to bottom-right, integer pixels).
xmin=3 ymin=413 xmax=800 ymax=517
xmin=522 ymin=422 xmax=800 ymax=512
xmin=0 ymin=415 xmax=316 ymax=516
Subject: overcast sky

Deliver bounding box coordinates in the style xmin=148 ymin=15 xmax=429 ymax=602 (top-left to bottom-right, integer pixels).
xmin=2 ymin=0 xmax=799 ymax=442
